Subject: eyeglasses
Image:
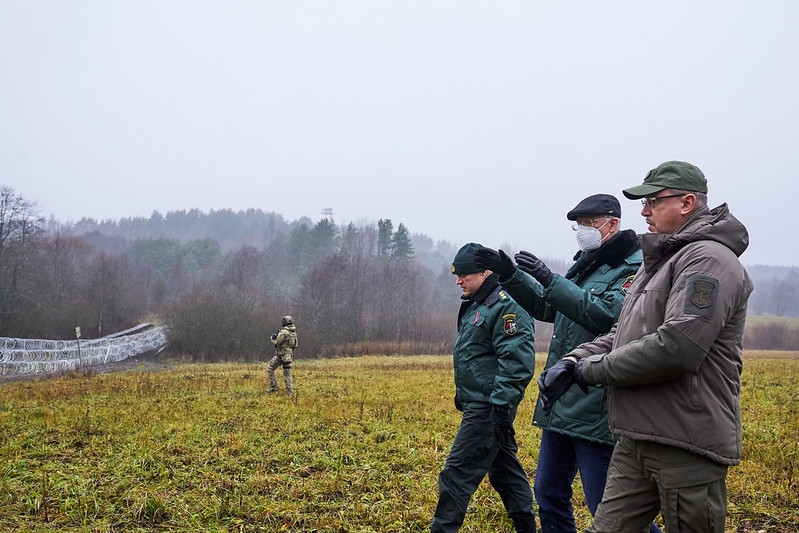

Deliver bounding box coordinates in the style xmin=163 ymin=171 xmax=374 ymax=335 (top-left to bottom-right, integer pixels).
xmin=571 ymin=217 xmax=610 ymax=231
xmin=640 ymin=194 xmax=686 ymax=208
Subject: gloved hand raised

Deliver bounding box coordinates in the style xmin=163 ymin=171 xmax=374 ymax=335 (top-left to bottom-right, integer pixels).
xmin=515 ymin=251 xmax=554 ymax=287
xmin=473 ymin=246 xmax=516 ymax=280
xmin=489 ymin=406 xmax=514 ymax=446
xmin=537 ymin=357 xmax=588 ymax=415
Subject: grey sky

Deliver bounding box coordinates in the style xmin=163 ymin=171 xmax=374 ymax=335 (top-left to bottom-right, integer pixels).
xmin=2 ymin=2 xmax=797 ymax=266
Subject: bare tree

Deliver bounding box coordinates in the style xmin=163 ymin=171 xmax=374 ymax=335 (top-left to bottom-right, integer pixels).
xmin=0 ymin=187 xmax=45 ymax=336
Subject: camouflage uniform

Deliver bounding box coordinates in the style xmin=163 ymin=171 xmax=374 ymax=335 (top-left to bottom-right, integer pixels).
xmin=268 ymin=323 xmax=297 ymax=394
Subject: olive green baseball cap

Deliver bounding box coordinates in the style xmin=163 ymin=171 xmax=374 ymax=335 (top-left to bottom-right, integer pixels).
xmin=622 ymin=161 xmax=708 ymax=199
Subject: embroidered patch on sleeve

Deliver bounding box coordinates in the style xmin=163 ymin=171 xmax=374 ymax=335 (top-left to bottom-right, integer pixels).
xmin=620 ymin=275 xmax=635 ymax=295
xmin=684 ymin=274 xmax=719 ymax=318
xmin=502 ymin=313 xmax=518 ymax=335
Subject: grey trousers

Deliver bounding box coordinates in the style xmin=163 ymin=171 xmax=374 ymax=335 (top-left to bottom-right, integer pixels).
xmin=589 ymin=437 xmax=728 ymax=533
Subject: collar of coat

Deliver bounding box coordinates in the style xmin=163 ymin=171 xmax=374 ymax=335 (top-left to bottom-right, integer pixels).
xmin=639 ymin=203 xmax=748 ymax=273
xmin=566 ymin=229 xmax=641 ymax=284
xmin=462 ymin=273 xmax=501 ymax=306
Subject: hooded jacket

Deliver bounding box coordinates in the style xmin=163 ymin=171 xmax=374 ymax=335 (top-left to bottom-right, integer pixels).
xmin=453 ymin=274 xmax=536 ymax=410
xmin=501 ymin=229 xmax=642 ymax=445
xmin=572 ymin=204 xmax=753 ymax=465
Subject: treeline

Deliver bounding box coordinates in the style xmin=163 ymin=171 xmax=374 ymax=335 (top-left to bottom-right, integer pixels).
xmin=2 ymin=185 xmax=797 ymax=357
xmin=746 ymin=265 xmax=799 ymax=319
xmin=0 ymin=186 xmax=472 ymax=360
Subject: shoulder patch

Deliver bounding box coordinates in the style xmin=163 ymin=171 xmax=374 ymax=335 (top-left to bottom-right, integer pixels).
xmin=685 ymin=274 xmax=719 ymax=318
xmin=498 ymin=290 xmax=509 ymax=301
xmin=502 ymin=313 xmax=518 ymax=336
xmin=620 ymin=275 xmax=635 ymax=295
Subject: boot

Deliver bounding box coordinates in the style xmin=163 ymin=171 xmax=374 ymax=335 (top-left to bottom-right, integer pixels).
xmin=510 ymin=513 xmax=537 ymax=533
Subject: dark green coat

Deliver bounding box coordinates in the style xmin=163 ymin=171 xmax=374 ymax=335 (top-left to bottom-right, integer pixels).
xmin=453 ymin=275 xmax=536 ymax=410
xmin=501 ymin=230 xmax=642 ymax=445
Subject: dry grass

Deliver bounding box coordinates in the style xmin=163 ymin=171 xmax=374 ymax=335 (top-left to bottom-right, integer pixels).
xmin=0 ymin=352 xmax=796 ymax=532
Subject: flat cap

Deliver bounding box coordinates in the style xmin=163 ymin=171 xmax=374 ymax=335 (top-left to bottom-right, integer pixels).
xmin=566 ymin=194 xmax=621 ymax=221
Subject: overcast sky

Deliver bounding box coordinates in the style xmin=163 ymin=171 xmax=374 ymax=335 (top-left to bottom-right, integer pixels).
xmin=1 ymin=2 xmax=797 ymax=267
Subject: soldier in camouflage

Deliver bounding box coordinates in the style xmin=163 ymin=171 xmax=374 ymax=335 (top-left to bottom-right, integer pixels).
xmin=268 ymin=315 xmax=298 ymax=394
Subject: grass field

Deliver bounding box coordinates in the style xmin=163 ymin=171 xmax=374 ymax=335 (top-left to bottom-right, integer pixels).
xmin=1 ymin=352 xmax=797 ymax=532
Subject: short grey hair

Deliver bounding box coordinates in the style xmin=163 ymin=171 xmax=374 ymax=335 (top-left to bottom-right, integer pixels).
xmin=670 ymin=189 xmax=707 ymax=208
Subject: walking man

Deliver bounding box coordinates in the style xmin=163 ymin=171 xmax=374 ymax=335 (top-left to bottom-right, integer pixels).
xmin=538 ymin=161 xmax=753 ymax=532
xmin=431 ymin=242 xmax=538 ymax=533
xmin=475 ymin=193 xmax=659 ymax=532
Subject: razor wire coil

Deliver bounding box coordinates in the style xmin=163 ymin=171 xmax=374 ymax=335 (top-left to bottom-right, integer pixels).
xmin=0 ymin=327 xmax=168 ymax=376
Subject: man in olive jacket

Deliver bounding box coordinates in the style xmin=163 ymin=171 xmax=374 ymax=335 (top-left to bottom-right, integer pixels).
xmin=476 ymin=194 xmax=662 ymax=533
xmin=431 ymin=243 xmax=537 ymax=533
xmin=538 ymin=161 xmax=754 ymax=532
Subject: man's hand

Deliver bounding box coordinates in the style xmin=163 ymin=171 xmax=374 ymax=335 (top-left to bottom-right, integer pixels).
xmin=515 ymin=251 xmax=554 ymax=287
xmin=473 ymin=246 xmax=516 ymax=280
xmin=489 ymin=406 xmax=514 ymax=446
xmin=537 ymin=357 xmax=588 ymax=415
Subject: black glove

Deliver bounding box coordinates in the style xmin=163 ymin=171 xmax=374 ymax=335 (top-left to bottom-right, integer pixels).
xmin=537 ymin=357 xmax=588 ymax=415
xmin=473 ymin=246 xmax=516 ymax=280
xmin=270 ymin=333 xmax=277 ymax=340
xmin=515 ymin=251 xmax=554 ymax=287
xmin=454 ymin=395 xmax=463 ymax=412
xmin=489 ymin=406 xmax=514 ymax=446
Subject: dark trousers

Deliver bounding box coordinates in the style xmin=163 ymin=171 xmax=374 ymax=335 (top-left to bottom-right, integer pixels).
xmin=535 ymin=429 xmax=613 ymax=532
xmin=431 ymin=404 xmax=534 ymax=532
xmin=535 ymin=430 xmax=663 ymax=533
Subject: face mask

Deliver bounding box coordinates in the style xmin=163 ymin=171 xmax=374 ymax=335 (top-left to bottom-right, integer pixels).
xmin=575 ymin=218 xmax=610 ymax=251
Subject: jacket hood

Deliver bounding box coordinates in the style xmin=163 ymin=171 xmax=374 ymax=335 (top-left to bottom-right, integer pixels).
xmin=640 ymin=203 xmax=749 ymax=272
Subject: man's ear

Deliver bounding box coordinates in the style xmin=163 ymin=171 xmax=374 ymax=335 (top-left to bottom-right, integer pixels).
xmin=681 ymin=193 xmax=697 ymax=214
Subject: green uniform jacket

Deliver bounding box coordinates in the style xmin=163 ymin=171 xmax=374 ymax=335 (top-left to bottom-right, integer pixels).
xmin=453 ymin=275 xmax=536 ymax=410
xmin=572 ymin=204 xmax=754 ymax=465
xmin=501 ymin=230 xmax=642 ymax=445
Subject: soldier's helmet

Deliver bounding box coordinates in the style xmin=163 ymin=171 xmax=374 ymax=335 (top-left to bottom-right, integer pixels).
xmin=282 ymin=316 xmax=294 ymax=327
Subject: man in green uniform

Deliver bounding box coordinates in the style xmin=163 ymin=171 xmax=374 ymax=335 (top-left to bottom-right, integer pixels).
xmin=538 ymin=161 xmax=753 ymax=532
xmin=475 ymin=194 xmax=659 ymax=533
xmin=431 ymin=243 xmax=537 ymax=533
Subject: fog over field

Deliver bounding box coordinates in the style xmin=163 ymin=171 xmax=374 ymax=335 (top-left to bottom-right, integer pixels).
xmin=2 ymin=2 xmax=797 ymax=266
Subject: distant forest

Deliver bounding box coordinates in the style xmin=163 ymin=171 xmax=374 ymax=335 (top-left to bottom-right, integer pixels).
xmin=1 ymin=185 xmax=797 ymax=358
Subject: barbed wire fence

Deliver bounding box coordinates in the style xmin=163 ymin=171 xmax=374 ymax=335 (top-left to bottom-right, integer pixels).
xmin=0 ymin=326 xmax=168 ymax=376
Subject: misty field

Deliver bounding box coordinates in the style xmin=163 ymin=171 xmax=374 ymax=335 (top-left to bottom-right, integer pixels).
xmin=1 ymin=353 xmax=797 ymax=532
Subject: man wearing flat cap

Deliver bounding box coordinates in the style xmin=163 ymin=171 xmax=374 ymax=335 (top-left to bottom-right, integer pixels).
xmin=431 ymin=243 xmax=537 ymax=533
xmin=537 ymin=161 xmax=753 ymax=531
xmin=475 ymin=194 xmax=658 ymax=532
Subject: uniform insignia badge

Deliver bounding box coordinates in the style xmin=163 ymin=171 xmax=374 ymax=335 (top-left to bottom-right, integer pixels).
xmin=685 ymin=274 xmax=719 ymax=318
xmin=503 ymin=313 xmax=518 ymax=335
xmin=620 ymin=275 xmax=635 ymax=294
xmin=690 ymin=279 xmax=715 ymax=308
